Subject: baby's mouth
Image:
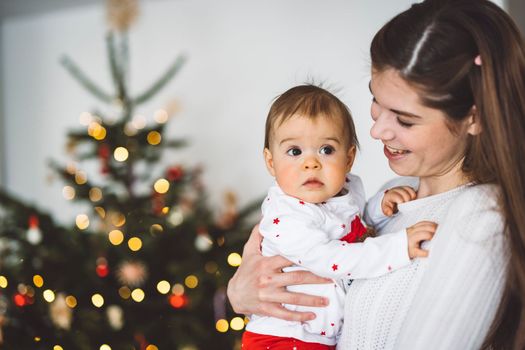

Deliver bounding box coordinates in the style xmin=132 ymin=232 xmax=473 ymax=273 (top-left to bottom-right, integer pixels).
xmin=386 ymin=145 xmax=410 ymax=155
xmin=303 ymin=178 xmax=324 ymax=187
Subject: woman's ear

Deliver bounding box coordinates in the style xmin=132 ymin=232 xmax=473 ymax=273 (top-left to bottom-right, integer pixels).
xmin=263 ymin=148 xmax=276 ymax=177
xmin=346 ymin=145 xmax=357 ymax=172
xmin=467 ymin=105 xmax=482 ymax=135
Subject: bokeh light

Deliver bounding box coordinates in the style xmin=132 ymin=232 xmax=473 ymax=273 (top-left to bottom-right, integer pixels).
xmin=33 ymin=275 xmax=44 ymax=288
xmin=154 ymin=109 xmax=169 ymax=124
xmin=157 ymin=280 xmax=171 ymax=294
xmin=114 ymin=147 xmax=129 ymax=162
xmin=43 ymin=289 xmax=56 ymax=303
xmin=119 ymin=286 xmax=131 ymax=299
xmin=184 ymin=275 xmax=198 ymax=289
xmin=131 ymin=288 xmax=145 ymax=302
xmin=128 ymin=237 xmax=143 ymax=251
xmin=153 ymin=178 xmax=170 ymax=194
xmin=147 ymin=131 xmax=162 ymax=145
xmin=230 ymin=317 xmax=245 ymax=331
xmin=65 ymin=295 xmax=77 ymax=308
xmin=108 ymin=230 xmax=124 ymax=245
xmin=89 ymin=187 xmax=103 ymax=202
xmin=76 ymin=214 xmax=90 ymax=230
xmin=62 ymin=186 xmax=75 ymax=200
xmin=227 ymin=252 xmax=242 ymax=267
xmin=216 ymin=319 xmax=229 ymax=333
xmin=0 ymin=276 xmax=7 ymax=288
xmin=91 ymin=294 xmax=104 ymax=307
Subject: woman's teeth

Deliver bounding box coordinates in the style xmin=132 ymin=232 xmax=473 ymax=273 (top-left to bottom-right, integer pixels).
xmin=386 ymin=146 xmax=408 ymax=155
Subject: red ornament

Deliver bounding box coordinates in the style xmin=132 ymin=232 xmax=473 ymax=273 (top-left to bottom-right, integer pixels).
xmin=13 ymin=294 xmax=26 ymax=307
xmin=169 ymin=294 xmax=188 ymax=308
xmin=98 ymin=144 xmax=111 ymax=174
xmin=28 ymin=215 xmax=39 ymax=228
xmin=166 ymin=165 xmax=184 ymax=181
xmin=96 ymin=264 xmax=109 ymax=278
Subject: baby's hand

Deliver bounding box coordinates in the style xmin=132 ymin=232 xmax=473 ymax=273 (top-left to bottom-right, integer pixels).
xmin=382 ymin=186 xmax=417 ymax=216
xmin=406 ymin=221 xmax=437 ymax=259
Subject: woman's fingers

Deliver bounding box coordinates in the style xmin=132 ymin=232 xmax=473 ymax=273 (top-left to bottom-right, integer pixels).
xmin=269 ymin=269 xmax=332 ymax=287
xmin=255 ymin=303 xmax=317 ymax=322
xmin=242 ymin=224 xmax=263 ymax=256
xmin=260 ymin=289 xmax=329 ymax=308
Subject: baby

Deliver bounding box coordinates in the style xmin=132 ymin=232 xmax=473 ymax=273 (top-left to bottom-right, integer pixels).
xmin=242 ymin=85 xmax=436 ymax=349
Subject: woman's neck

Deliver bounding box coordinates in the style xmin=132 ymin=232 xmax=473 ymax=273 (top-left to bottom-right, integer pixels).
xmin=417 ymin=167 xmax=470 ymax=198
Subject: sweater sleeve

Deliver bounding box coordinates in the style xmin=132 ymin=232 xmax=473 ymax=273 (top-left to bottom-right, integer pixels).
xmin=260 ymin=196 xmax=410 ymax=280
xmin=394 ymin=185 xmax=508 ymax=349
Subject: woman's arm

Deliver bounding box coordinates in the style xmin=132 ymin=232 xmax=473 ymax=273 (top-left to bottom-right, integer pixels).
xmin=395 ymin=186 xmax=507 ymax=349
xmin=226 ymin=225 xmax=331 ymax=322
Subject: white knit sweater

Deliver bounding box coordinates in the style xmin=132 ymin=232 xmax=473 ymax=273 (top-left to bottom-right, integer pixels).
xmin=337 ymin=179 xmax=507 ymax=350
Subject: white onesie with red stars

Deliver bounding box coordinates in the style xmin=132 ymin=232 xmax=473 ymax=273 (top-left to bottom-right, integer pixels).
xmin=245 ymin=174 xmax=410 ymax=346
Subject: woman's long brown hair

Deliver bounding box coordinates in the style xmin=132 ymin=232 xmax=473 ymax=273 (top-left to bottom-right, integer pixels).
xmin=370 ymin=0 xmax=525 ymax=348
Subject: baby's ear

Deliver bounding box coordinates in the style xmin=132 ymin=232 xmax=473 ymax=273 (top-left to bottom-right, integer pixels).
xmin=263 ymin=148 xmax=276 ymax=177
xmin=346 ymin=145 xmax=357 ymax=172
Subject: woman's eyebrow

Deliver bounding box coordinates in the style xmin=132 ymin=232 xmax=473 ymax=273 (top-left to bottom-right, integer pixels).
xmin=368 ymin=81 xmax=422 ymax=119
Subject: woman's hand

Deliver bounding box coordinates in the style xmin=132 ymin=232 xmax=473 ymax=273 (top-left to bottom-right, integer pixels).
xmin=227 ymin=225 xmax=331 ymax=322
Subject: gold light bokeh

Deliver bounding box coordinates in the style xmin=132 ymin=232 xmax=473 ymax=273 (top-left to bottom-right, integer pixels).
xmin=128 ymin=237 xmax=143 ymax=251
xmin=53 ymin=346 xmax=64 ymax=350
xmin=132 ymin=115 xmax=146 ymax=129
xmin=95 ymin=206 xmax=106 ymax=218
xmin=172 ymin=283 xmax=184 ymax=296
xmin=153 ymin=178 xmax=170 ymax=194
xmin=154 ymin=109 xmax=169 ymax=124
xmin=114 ymin=147 xmax=129 ymax=162
xmin=157 ymin=280 xmax=171 ymax=294
xmin=100 ymin=345 xmax=112 ymax=350
xmin=108 ymin=230 xmax=124 ymax=245
xmin=110 ymin=212 xmax=126 ymax=227
xmin=65 ymin=295 xmax=77 ymax=308
xmin=149 ymin=224 xmax=164 ymax=235
xmin=205 ymin=261 xmax=218 ymax=274
xmin=131 ymin=288 xmax=145 ymax=302
xmin=89 ymin=187 xmax=103 ymax=202
xmin=91 ymin=293 xmax=104 ymax=308
xmin=75 ymin=171 xmax=87 ymax=185
xmin=147 ymin=131 xmax=162 ymax=145
xmin=227 ymin=252 xmax=242 ymax=267
xmin=184 ymin=275 xmax=198 ymax=289
xmin=76 ymin=214 xmax=90 ymax=230
xmin=0 ymin=276 xmax=7 ymax=288
xmin=93 ymin=126 xmax=107 ymax=140
xmin=62 ymin=186 xmax=76 ymax=200
xmin=119 ymin=286 xmax=131 ymax=299
xmin=43 ymin=289 xmax=56 ymax=303
xmin=216 ymin=319 xmax=229 ymax=333
xmin=230 ymin=317 xmax=245 ymax=331
xmin=33 ymin=275 xmax=44 ymax=288
xmin=146 ymin=345 xmax=159 ymax=350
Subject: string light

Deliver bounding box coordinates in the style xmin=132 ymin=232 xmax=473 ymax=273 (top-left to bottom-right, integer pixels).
xmin=100 ymin=345 xmax=112 ymax=350
xmin=227 ymin=253 xmax=242 ymax=267
xmin=118 ymin=286 xmax=131 ymax=299
xmin=172 ymin=283 xmax=184 ymax=296
xmin=146 ymin=345 xmax=159 ymax=350
xmin=109 ymin=211 xmax=126 ymax=227
xmin=108 ymin=230 xmax=124 ymax=245
xmin=230 ymin=317 xmax=245 ymax=331
xmin=89 ymin=187 xmax=103 ymax=202
xmin=154 ymin=109 xmax=169 ymax=124
xmin=184 ymin=275 xmax=198 ymax=289
xmin=131 ymin=288 xmax=145 ymax=302
xmin=153 ymin=178 xmax=169 ymax=194
xmin=75 ymin=171 xmax=88 ymax=185
xmin=147 ymin=131 xmax=162 ymax=145
xmin=128 ymin=237 xmax=142 ymax=251
xmin=93 ymin=126 xmax=107 ymax=140
xmin=216 ymin=319 xmax=229 ymax=333
xmin=92 ymin=294 xmax=104 ymax=308
xmin=33 ymin=275 xmax=44 ymax=288
xmin=65 ymin=295 xmax=77 ymax=308
xmin=114 ymin=147 xmax=129 ymax=162
xmin=76 ymin=214 xmax=90 ymax=230
xmin=53 ymin=345 xmax=64 ymax=350
xmin=169 ymin=294 xmax=187 ymax=308
xmin=132 ymin=115 xmax=146 ymax=129
xmin=157 ymin=280 xmax=171 ymax=294
xmin=149 ymin=224 xmax=163 ymax=235
xmin=62 ymin=186 xmax=76 ymax=200
xmin=0 ymin=276 xmax=8 ymax=288
xmin=43 ymin=289 xmax=56 ymax=303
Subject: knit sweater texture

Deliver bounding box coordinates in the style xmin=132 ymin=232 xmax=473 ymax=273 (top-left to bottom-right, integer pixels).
xmin=337 ymin=179 xmax=507 ymax=350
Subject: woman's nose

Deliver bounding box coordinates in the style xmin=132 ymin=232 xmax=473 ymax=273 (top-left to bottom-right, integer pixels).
xmin=303 ymin=156 xmax=321 ymax=170
xmin=370 ymin=113 xmax=395 ymax=141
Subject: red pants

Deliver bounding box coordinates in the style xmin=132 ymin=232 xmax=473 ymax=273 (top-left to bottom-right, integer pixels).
xmin=242 ymin=331 xmax=336 ymax=350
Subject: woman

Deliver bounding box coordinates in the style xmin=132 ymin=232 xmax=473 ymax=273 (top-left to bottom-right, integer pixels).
xmin=227 ymin=0 xmax=525 ymax=349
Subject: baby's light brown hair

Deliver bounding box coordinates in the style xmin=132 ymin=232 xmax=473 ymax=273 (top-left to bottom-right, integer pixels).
xmin=264 ymin=84 xmax=359 ymax=150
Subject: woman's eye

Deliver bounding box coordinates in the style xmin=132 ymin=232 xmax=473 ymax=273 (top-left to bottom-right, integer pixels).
xmin=287 ymin=148 xmax=302 ymax=156
xmin=396 ymin=117 xmax=414 ymax=128
xmin=320 ymin=145 xmax=335 ymax=155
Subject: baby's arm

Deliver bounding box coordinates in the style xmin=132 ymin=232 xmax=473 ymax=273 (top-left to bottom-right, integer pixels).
xmin=260 ymin=198 xmax=432 ymax=280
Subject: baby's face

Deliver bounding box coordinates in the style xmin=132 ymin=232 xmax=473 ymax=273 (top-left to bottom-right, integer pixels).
xmin=264 ymin=114 xmax=356 ymax=203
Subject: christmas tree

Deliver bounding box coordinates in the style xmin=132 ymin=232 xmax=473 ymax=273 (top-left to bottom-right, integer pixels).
xmin=0 ymin=1 xmax=257 ymax=349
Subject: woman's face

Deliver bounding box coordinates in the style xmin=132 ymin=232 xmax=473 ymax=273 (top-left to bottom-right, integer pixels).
xmin=369 ymin=69 xmax=475 ymax=183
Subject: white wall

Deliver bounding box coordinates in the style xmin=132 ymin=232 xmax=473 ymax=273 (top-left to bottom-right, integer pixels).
xmin=0 ymin=0 xmax=507 ymax=223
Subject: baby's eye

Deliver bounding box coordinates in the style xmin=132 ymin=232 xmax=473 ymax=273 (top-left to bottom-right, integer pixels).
xmin=319 ymin=145 xmax=335 ymax=155
xmin=287 ymin=147 xmax=302 ymax=156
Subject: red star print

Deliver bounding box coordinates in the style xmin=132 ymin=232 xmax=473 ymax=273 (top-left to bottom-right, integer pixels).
xmin=321 ymin=331 xmax=326 ymax=336
xmin=273 ymin=218 xmax=280 ymax=225
xmin=299 ymin=200 xmax=305 ymax=205
xmin=275 ymin=234 xmax=280 ymax=237
xmin=341 ymin=224 xmax=346 ymax=229
xmin=331 ymin=323 xmax=335 ymax=326
xmin=332 ymin=264 xmax=338 ymax=271
xmin=388 ymin=265 xmax=392 ymax=271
